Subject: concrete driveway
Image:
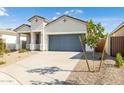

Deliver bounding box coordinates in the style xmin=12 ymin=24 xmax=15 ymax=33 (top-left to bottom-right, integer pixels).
xmin=0 ymin=51 xmax=82 ymax=85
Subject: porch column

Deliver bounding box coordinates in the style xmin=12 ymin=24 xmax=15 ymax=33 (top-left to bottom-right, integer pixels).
xmin=45 ymin=35 xmax=49 ymax=51
xmin=26 ymin=34 xmax=30 ymax=49
xmin=42 ymin=27 xmax=46 ymax=51
xmin=40 ymin=26 xmax=46 ymax=51
xmin=30 ymin=32 xmax=35 ymax=51
xmin=16 ymin=33 xmax=20 ymax=50
xmin=40 ymin=33 xmax=43 ymax=51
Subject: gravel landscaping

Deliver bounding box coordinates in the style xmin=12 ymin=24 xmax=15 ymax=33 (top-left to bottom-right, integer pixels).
xmin=66 ymin=53 xmax=124 ymax=85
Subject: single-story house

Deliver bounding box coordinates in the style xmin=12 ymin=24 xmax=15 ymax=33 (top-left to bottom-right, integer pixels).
xmin=106 ymin=22 xmax=124 ymax=56
xmin=14 ymin=15 xmax=93 ymax=52
xmin=0 ymin=28 xmax=26 ymax=50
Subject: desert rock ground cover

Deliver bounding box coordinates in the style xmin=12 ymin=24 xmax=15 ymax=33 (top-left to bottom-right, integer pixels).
xmin=66 ymin=53 xmax=124 ymax=85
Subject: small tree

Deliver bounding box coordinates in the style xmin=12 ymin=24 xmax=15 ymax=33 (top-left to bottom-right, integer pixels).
xmin=82 ymin=20 xmax=107 ymax=71
xmin=0 ymin=39 xmax=5 ymax=55
xmin=0 ymin=39 xmax=6 ymax=65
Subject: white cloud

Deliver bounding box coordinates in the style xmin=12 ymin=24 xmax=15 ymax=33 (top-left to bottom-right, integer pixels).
xmin=64 ymin=11 xmax=69 ymax=14
xmin=0 ymin=7 xmax=9 ymax=16
xmin=51 ymin=9 xmax=84 ymax=20
xmin=75 ymin=10 xmax=83 ymax=13
xmin=52 ymin=16 xmax=58 ymax=20
xmin=64 ymin=9 xmax=83 ymax=15
xmin=56 ymin=12 xmax=61 ymax=15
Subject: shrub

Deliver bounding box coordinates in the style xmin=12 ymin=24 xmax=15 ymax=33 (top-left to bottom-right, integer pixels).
xmin=0 ymin=60 xmax=6 ymax=65
xmin=0 ymin=39 xmax=5 ymax=55
xmin=5 ymin=49 xmax=11 ymax=53
xmin=18 ymin=48 xmax=27 ymax=53
xmin=116 ymin=53 xmax=124 ymax=68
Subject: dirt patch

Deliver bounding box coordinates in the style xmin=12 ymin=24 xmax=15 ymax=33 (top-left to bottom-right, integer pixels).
xmin=0 ymin=51 xmax=38 ymax=68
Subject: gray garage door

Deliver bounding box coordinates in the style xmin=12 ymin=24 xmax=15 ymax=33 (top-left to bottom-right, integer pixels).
xmin=49 ymin=34 xmax=84 ymax=51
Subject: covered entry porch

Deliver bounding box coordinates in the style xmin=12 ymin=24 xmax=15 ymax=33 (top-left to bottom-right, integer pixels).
xmin=16 ymin=32 xmax=42 ymax=51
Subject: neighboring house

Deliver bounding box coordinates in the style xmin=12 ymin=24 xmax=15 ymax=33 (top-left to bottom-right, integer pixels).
xmin=0 ymin=28 xmax=26 ymax=50
xmin=14 ymin=15 xmax=93 ymax=52
xmin=106 ymin=22 xmax=124 ymax=56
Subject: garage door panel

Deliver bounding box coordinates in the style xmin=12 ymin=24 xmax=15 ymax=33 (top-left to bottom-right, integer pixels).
xmin=49 ymin=34 xmax=83 ymax=51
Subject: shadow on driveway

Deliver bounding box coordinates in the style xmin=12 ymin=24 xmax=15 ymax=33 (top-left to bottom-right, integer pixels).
xmin=30 ymin=79 xmax=80 ymax=85
xmin=27 ymin=66 xmax=89 ymax=75
xmin=27 ymin=66 xmax=89 ymax=85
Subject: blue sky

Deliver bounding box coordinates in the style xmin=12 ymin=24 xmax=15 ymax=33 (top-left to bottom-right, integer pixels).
xmin=0 ymin=7 xmax=124 ymax=33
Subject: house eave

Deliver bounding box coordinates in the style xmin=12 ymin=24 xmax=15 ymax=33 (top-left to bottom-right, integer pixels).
xmin=46 ymin=31 xmax=86 ymax=35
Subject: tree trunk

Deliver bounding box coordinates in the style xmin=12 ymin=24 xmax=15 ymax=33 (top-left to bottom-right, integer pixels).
xmin=98 ymin=38 xmax=107 ymax=72
xmin=92 ymin=48 xmax=95 ymax=71
xmin=79 ymin=36 xmax=90 ymax=71
xmin=98 ymin=51 xmax=104 ymax=71
xmin=82 ymin=50 xmax=91 ymax=71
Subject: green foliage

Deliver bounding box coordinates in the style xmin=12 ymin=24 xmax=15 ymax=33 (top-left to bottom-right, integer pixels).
xmin=82 ymin=20 xmax=107 ymax=49
xmin=116 ymin=53 xmax=124 ymax=68
xmin=0 ymin=60 xmax=6 ymax=65
xmin=0 ymin=39 xmax=6 ymax=55
xmin=80 ymin=20 xmax=107 ymax=71
xmin=18 ymin=48 xmax=27 ymax=53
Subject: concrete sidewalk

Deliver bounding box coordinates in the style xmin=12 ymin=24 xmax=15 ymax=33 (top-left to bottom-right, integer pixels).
xmin=0 ymin=51 xmax=82 ymax=85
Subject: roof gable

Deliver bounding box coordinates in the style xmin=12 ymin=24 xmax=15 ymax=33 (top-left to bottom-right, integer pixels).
xmin=46 ymin=15 xmax=87 ymax=26
xmin=28 ymin=15 xmax=49 ymax=23
xmin=45 ymin=15 xmax=87 ymax=34
xmin=14 ymin=24 xmax=31 ymax=31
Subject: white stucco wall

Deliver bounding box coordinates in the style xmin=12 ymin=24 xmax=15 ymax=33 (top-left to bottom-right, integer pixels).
xmin=30 ymin=17 xmax=46 ymax=31
xmin=86 ymin=45 xmax=93 ymax=52
xmin=2 ymin=34 xmax=26 ymax=50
